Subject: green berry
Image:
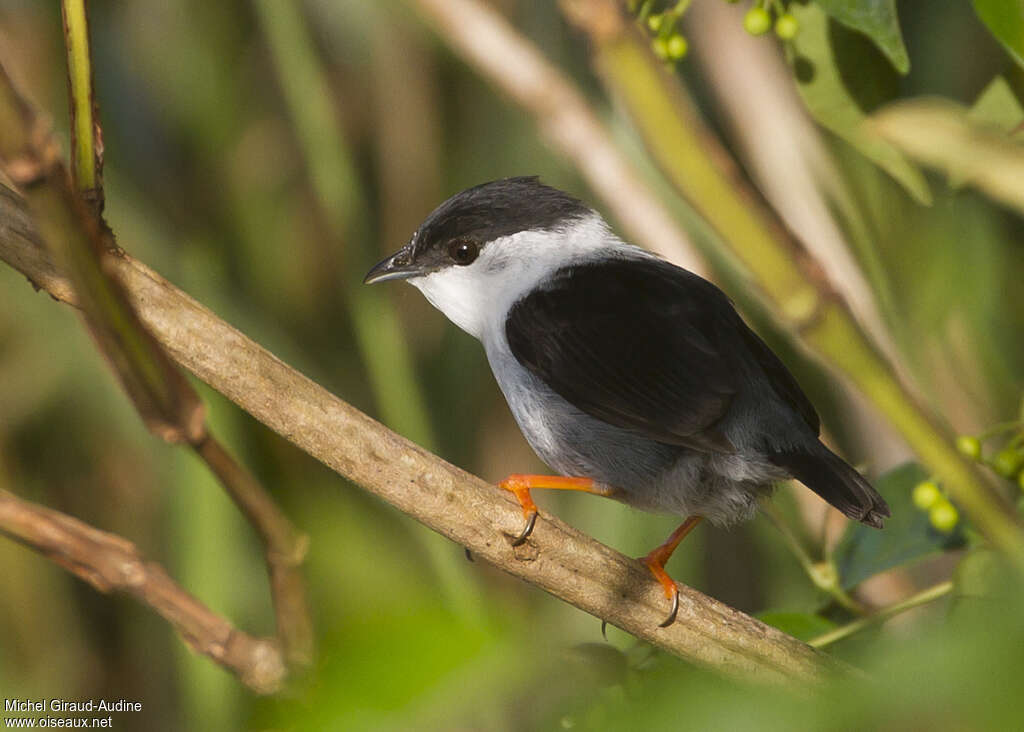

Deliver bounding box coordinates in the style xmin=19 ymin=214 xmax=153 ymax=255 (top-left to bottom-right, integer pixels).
xmin=929 ymin=500 xmax=959 ymax=533
xmin=912 ymin=481 xmax=942 ymax=511
xmin=744 ymin=7 xmax=772 ymax=36
xmin=774 ymin=13 xmax=799 ymax=40
xmin=667 ymin=34 xmax=689 ymax=60
xmin=651 ymin=37 xmax=670 ymax=60
xmin=956 ymin=435 xmax=982 ymax=461
xmin=991 ymin=448 xmax=1024 ymax=479
xmin=647 ymin=13 xmax=663 ymax=32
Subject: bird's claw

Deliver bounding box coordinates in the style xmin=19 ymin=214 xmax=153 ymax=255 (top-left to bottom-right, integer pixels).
xmin=511 ymin=510 xmax=538 ymax=546
xmin=658 ymin=589 xmax=679 ymax=628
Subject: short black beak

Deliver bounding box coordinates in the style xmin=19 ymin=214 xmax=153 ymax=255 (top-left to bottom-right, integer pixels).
xmin=363 ymin=246 xmax=420 ymax=284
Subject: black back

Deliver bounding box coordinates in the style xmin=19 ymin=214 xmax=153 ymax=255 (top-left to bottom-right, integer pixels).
xmin=505 ymin=257 xmax=820 ymax=454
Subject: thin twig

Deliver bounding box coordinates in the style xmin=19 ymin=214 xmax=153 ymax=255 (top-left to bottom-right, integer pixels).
xmin=761 ymin=501 xmax=867 ymax=615
xmin=193 ymin=435 xmax=313 ymax=668
xmin=0 ymin=181 xmax=843 ymax=683
xmin=60 ymin=0 xmax=103 ymax=210
xmin=0 ymin=488 xmax=286 ymax=694
xmin=809 ymin=581 xmax=954 ymax=648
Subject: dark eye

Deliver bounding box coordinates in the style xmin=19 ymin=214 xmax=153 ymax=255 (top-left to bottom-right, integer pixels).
xmin=447 ymin=239 xmax=479 ymax=266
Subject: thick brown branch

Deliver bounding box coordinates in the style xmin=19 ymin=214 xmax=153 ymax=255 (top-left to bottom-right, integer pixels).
xmin=0 ymin=184 xmax=841 ymax=683
xmin=0 ymin=488 xmax=286 ymax=694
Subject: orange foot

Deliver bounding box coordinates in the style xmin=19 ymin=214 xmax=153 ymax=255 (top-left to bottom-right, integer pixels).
xmin=498 ymin=474 xmax=612 ymax=546
xmin=642 ymin=515 xmax=704 ymax=627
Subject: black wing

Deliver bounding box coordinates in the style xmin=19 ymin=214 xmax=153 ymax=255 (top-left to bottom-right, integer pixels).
xmin=734 ymin=317 xmax=820 ymax=434
xmin=505 ymin=257 xmax=819 ymax=453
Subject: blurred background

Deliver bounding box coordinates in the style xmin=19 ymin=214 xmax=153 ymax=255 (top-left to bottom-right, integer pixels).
xmin=1 ymin=0 xmax=1023 ymax=729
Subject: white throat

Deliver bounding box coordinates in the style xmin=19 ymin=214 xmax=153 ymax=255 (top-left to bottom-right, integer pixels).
xmin=408 ymin=214 xmax=645 ymax=340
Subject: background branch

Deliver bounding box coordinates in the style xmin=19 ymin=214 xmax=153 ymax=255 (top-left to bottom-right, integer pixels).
xmin=686 ymin=0 xmax=895 ymax=362
xmin=0 ymin=488 xmax=286 ymax=694
xmin=193 ymin=434 xmax=313 ymax=668
xmin=0 ymin=46 xmax=314 ymax=676
xmin=0 ymin=179 xmax=841 ymax=683
xmin=808 ymin=580 xmax=954 ymax=649
xmin=58 ymin=1 xmax=315 ymax=667
xmin=60 ymin=0 xmax=103 ymax=209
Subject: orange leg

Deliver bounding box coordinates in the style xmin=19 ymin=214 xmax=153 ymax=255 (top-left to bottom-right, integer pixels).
xmin=642 ymin=516 xmax=704 ymax=627
xmin=499 ymin=474 xmax=613 ymax=546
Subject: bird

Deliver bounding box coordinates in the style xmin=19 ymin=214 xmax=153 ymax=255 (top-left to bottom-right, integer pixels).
xmin=364 ymin=176 xmax=889 ymax=626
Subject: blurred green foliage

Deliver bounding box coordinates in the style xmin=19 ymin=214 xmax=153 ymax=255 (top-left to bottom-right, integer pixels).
xmin=1 ymin=0 xmax=1023 ymax=730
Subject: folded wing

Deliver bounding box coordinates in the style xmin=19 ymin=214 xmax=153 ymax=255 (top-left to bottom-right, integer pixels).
xmin=506 ymin=257 xmax=820 ymax=453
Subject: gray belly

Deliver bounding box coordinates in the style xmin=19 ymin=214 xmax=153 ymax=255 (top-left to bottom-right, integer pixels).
xmin=498 ymin=358 xmax=680 ymax=488
xmin=484 ymin=341 xmax=775 ymax=525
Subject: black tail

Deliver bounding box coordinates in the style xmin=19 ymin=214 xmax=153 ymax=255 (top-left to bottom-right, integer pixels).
xmin=770 ymin=444 xmax=890 ymax=528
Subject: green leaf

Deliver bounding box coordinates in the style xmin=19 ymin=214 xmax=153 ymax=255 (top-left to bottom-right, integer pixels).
xmin=871 ymin=97 xmax=1024 ymax=215
xmin=968 ymin=72 xmax=1024 ymax=135
xmin=756 ymin=611 xmax=836 ymax=642
xmin=815 ymin=0 xmax=910 ymax=73
xmin=949 ymin=548 xmax=1019 ymax=625
xmin=973 ymin=0 xmax=1024 ymax=70
xmin=787 ymin=4 xmax=932 ymax=204
xmin=953 ymin=548 xmax=1008 ymax=599
xmin=956 ymin=72 xmax=1024 ymax=188
xmin=832 ymin=463 xmax=965 ymax=590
